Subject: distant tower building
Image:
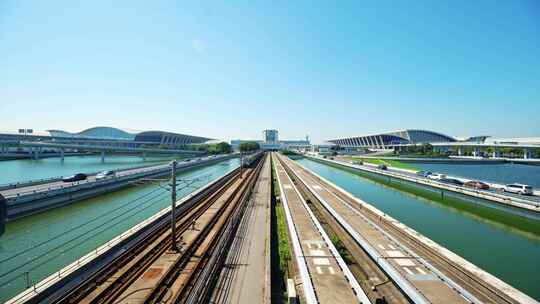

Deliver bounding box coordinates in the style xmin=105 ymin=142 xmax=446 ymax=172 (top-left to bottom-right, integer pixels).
xmin=263 ymin=129 xmax=279 ymax=143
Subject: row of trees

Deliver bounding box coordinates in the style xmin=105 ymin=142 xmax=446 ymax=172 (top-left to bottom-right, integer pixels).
xmin=154 ymin=142 xmax=232 ymax=154
xmin=238 ymin=141 xmax=260 ymax=152
xmin=144 ymin=141 xmax=263 ymax=154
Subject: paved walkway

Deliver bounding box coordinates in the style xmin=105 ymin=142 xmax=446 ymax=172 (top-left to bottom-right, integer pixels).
xmin=211 ymin=154 xmax=271 ymax=304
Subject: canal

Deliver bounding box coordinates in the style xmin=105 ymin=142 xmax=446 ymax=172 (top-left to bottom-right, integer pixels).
xmin=296 ymin=158 xmax=540 ymax=301
xmin=0 ymin=158 xmax=239 ymax=302
xmin=0 ymin=155 xmax=178 ymax=185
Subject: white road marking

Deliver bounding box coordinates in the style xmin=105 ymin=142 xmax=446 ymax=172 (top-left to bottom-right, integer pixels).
xmin=316 ymin=266 xmax=323 ymax=274
xmin=306 ymin=243 xmax=312 ymax=249
xmin=378 ymin=244 xmax=386 ymax=250
xmin=388 ymin=244 xmax=396 ymax=250
xmin=404 ymin=267 xmax=414 ymax=275
xmin=328 ymin=267 xmax=335 ymax=275
xmin=313 ymin=258 xmax=330 ymax=266
xmin=313 ymin=185 xmax=322 ymax=190
xmin=317 ymin=243 xmax=322 ymax=249
xmin=284 ymin=184 xmax=292 ymax=189
xmin=310 ymin=249 xmax=326 ymax=256
xmin=386 ymin=250 xmax=405 ymax=258
xmin=396 ymin=259 xmax=415 ymax=266
xmin=416 ymin=267 xmax=427 ymax=275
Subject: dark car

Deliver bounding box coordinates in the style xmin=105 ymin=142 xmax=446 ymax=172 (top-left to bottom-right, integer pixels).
xmin=377 ymin=164 xmax=388 ymax=170
xmin=440 ymin=178 xmax=463 ymax=186
xmin=464 ymin=180 xmax=489 ymax=190
xmin=416 ymin=171 xmax=432 ymax=178
xmin=62 ymin=173 xmax=87 ymax=182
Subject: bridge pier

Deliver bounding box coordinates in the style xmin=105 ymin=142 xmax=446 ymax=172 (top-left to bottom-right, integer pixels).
xmin=101 ymin=150 xmax=106 ymax=163
xmin=472 ymin=148 xmax=480 ymax=158
xmin=60 ymin=148 xmax=65 ymax=162
xmin=457 ymin=147 xmax=463 ymax=156
xmin=492 ymin=149 xmax=500 ymax=158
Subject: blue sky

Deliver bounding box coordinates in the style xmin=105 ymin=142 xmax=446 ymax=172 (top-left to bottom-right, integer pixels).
xmin=1 ymin=1 xmax=539 ymax=143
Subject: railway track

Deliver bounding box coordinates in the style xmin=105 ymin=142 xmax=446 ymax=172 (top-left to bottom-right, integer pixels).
xmin=277 ymin=153 xmax=526 ymax=304
xmin=54 ymin=154 xmax=265 ymax=304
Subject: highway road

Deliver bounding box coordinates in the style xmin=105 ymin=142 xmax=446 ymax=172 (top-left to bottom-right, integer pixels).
xmin=0 ymin=156 xmax=222 ymax=199
xmin=330 ymin=156 xmax=540 ymax=208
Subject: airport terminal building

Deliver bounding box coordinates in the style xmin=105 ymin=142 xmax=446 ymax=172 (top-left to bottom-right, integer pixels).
xmin=328 ymin=129 xmax=487 ymax=150
xmin=0 ymin=127 xmax=212 ymax=148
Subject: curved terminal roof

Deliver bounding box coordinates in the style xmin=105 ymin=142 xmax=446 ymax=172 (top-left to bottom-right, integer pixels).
xmin=48 ymin=127 xmax=136 ymax=140
xmin=46 ymin=127 xmax=212 ymax=144
xmin=328 ymin=129 xmax=459 ymax=147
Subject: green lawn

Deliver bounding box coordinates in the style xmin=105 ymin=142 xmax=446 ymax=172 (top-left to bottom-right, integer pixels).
xmin=270 ymin=157 xmax=291 ymax=295
xmin=346 ymin=156 xmax=418 ymax=171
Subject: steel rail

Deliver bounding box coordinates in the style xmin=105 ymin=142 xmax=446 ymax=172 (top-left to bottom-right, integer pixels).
xmin=285 ymin=155 xmax=520 ymax=304
xmin=272 ymin=155 xmax=319 ymax=304
xmin=276 ymin=154 xmax=371 ymax=303
xmin=55 ymin=167 xmax=242 ymax=304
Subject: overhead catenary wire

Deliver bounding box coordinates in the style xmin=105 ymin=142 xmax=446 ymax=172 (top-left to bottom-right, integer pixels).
xmin=0 ymin=169 xmax=216 ymax=287
xmin=0 ymin=172 xmax=211 ymax=265
xmin=0 ymin=186 xmax=167 ymax=265
xmin=0 ymin=190 xmax=169 ymax=283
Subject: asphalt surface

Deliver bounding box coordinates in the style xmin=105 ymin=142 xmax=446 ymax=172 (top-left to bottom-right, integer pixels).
xmin=0 ymin=156 xmax=221 ymax=199
xmin=333 ymin=156 xmax=540 ymax=206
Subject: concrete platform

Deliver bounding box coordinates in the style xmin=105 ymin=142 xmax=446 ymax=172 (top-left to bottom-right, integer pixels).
xmin=281 ymin=154 xmax=537 ymax=304
xmin=273 ymin=154 xmax=366 ymax=304
xmin=211 ymin=154 xmax=272 ymax=304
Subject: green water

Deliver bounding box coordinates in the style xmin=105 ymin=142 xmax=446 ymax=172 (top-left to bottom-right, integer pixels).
xmin=296 ymin=158 xmax=540 ymax=301
xmin=0 ymin=155 xmax=178 ymax=185
xmin=0 ymin=158 xmax=239 ymax=302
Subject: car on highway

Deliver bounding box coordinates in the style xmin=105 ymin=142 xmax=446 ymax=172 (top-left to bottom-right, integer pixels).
xmin=503 ymin=183 xmax=533 ymax=195
xmin=96 ymin=170 xmax=116 ymax=180
xmin=352 ymin=160 xmax=363 ymax=165
xmin=464 ymin=180 xmax=490 ymax=190
xmin=377 ymin=164 xmax=387 ymax=170
xmin=428 ymin=173 xmax=446 ymax=180
xmin=62 ymin=173 xmax=88 ymax=182
xmin=440 ymin=178 xmax=464 ymax=186
xmin=416 ymin=171 xmax=432 ymax=178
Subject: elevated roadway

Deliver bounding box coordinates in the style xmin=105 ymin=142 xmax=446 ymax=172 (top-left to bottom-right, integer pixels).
xmin=1 ymin=155 xmax=236 ymax=220
xmin=277 ymin=153 xmax=537 ymax=304
xmin=315 ymin=155 xmax=540 ymax=213
xmin=6 ymin=153 xmax=264 ymax=304
xmin=273 ymin=153 xmax=369 ymax=304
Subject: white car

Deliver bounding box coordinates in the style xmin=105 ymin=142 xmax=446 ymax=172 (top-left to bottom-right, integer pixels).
xmin=96 ymin=170 xmax=115 ymax=180
xmin=428 ymin=173 xmax=447 ymax=181
xmin=503 ymin=184 xmax=533 ymax=195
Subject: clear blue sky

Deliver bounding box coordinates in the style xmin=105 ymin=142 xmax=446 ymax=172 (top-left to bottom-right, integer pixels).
xmin=1 ymin=1 xmax=539 ymax=143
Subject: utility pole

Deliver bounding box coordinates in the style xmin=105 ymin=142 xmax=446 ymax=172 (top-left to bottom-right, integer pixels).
xmin=170 ymin=160 xmax=178 ymax=252
xmin=240 ymin=152 xmax=243 ymax=178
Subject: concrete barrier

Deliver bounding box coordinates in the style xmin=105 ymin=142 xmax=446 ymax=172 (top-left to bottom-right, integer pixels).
xmin=4 ymin=155 xmax=236 ymax=220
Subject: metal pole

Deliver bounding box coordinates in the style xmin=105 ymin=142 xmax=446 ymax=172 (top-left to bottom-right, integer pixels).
xmin=171 ymin=160 xmax=178 ymax=252
xmin=240 ymin=152 xmax=243 ymax=178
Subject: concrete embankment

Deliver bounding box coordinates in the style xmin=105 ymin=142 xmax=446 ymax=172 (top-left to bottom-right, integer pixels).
xmin=307 ymin=156 xmax=540 ymax=216
xmin=3 ymin=155 xmax=236 ymax=220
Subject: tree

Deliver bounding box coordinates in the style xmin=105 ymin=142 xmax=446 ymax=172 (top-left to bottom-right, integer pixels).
xmin=214 ymin=142 xmax=232 ymax=154
xmin=238 ymin=141 xmax=260 ymax=152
